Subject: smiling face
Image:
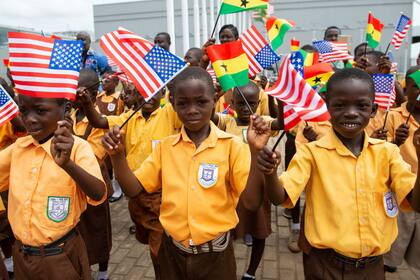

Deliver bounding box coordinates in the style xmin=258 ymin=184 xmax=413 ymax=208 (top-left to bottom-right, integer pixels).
xmin=327 ymin=78 xmax=377 ymax=139
xmin=18 ymin=95 xmax=66 ymax=143
xmin=173 ymin=78 xmax=215 ymax=133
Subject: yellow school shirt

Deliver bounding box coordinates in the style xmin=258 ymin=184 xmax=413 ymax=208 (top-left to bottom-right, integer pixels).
xmin=134 ymin=122 xmax=251 ymax=246
xmin=0 ymin=136 xmax=106 ymax=246
xmin=0 ymin=121 xmax=17 ymax=151
xmin=215 ymin=89 xmax=270 ymax=116
xmin=280 ymin=128 xmax=415 ymax=258
xmin=295 ymin=121 xmax=332 ymax=146
xmin=107 ymin=103 xmax=182 ymax=171
xmin=96 ymin=91 xmax=125 ymax=115
xmin=385 ymin=102 xmax=419 ymax=174
xmin=366 ymin=108 xmax=386 ymax=136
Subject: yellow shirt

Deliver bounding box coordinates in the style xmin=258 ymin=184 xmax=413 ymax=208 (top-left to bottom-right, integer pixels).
xmin=0 ymin=121 xmax=17 ymax=151
xmin=385 ymin=102 xmax=419 ymax=173
xmin=0 ymin=136 xmax=106 ymax=246
xmin=134 ymin=122 xmax=251 ymax=246
xmin=366 ymin=108 xmax=386 ymax=136
xmin=96 ymin=91 xmax=125 ymax=115
xmin=295 ymin=121 xmax=332 ymax=147
xmin=215 ymin=89 xmax=270 ymax=116
xmin=108 ymin=103 xmax=182 ymax=170
xmin=280 ymin=128 xmax=414 ymax=258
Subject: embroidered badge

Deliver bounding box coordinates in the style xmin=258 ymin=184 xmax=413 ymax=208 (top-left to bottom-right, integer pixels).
xmin=47 ymin=196 xmax=70 ymax=222
xmin=107 ymin=103 xmax=116 ymax=112
xmin=383 ymin=191 xmax=398 ymax=218
xmin=152 ymin=140 xmax=160 ymax=149
xmin=198 ymin=163 xmax=218 ymax=188
xmin=242 ymin=128 xmax=248 ymax=144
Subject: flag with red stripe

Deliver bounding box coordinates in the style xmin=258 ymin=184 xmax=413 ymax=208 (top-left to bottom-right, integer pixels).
xmin=8 ymin=32 xmax=83 ymax=100
xmin=100 ymin=27 xmax=187 ymax=101
xmin=240 ymin=25 xmax=280 ymax=77
xmin=266 ymin=56 xmax=330 ymax=130
xmin=0 ymin=84 xmax=19 ymax=126
xmin=313 ymin=40 xmax=353 ymax=63
xmin=391 ymin=14 xmax=412 ymax=50
xmin=372 ymin=74 xmax=395 ymax=109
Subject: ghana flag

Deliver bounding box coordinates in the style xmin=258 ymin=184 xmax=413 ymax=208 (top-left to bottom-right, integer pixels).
xmin=366 ymin=12 xmax=384 ymax=49
xmin=304 ymin=63 xmax=334 ymax=89
xmin=295 ymin=49 xmax=319 ymax=67
xmin=409 ymin=70 xmax=420 ymax=89
xmin=220 ymin=0 xmax=268 ymax=15
xmin=266 ymin=16 xmax=295 ymax=51
xmin=207 ymin=41 xmax=249 ymax=92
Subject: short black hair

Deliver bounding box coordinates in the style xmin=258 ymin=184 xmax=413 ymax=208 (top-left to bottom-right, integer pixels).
xmin=406 ymin=65 xmax=420 ymax=80
xmin=186 ymin=47 xmax=203 ymax=56
xmin=365 ymin=50 xmax=385 ymax=64
xmin=324 ymin=26 xmax=341 ymax=37
xmin=173 ymin=66 xmax=215 ymax=96
xmin=235 ymin=81 xmax=260 ymax=96
xmin=327 ymin=68 xmax=375 ymax=102
xmin=301 ymin=44 xmax=317 ymax=52
xmin=219 ymin=24 xmax=239 ymax=40
xmin=79 ymin=68 xmax=99 ymax=86
xmin=155 ymin=32 xmax=171 ymax=42
xmin=354 ymin=42 xmax=368 ymax=56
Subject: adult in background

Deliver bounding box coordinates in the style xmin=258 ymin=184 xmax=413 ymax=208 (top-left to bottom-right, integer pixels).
xmin=77 ymin=31 xmax=111 ymax=76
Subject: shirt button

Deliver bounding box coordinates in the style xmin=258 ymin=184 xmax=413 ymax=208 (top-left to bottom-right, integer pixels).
xmin=31 ymin=167 xmax=37 ymax=174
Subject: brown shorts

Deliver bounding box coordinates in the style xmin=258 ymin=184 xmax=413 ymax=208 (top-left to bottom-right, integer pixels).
xmin=128 ymin=191 xmax=163 ymax=257
xmin=303 ymin=248 xmax=385 ymax=280
xmin=158 ymin=233 xmax=236 ymax=280
xmin=13 ymin=232 xmax=91 ymax=280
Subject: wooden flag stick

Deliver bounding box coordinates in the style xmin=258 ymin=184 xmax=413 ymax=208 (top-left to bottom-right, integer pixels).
xmin=384 ymin=42 xmax=392 ymax=55
xmin=382 ymin=110 xmax=389 ymax=130
xmin=235 ymin=86 xmax=254 ymax=114
xmin=120 ymin=101 xmax=146 ymax=129
xmin=271 ymin=131 xmax=286 ymax=152
xmin=210 ymin=11 xmax=222 ymax=39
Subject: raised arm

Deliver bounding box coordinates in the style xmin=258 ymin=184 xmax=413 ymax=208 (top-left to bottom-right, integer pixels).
xmin=77 ymin=88 xmax=109 ymax=129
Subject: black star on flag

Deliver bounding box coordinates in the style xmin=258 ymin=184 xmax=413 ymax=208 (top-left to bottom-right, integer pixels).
xmin=240 ymin=0 xmax=249 ymax=7
xmin=313 ymin=76 xmax=322 ymax=84
xmin=221 ymin=63 xmax=228 ymax=72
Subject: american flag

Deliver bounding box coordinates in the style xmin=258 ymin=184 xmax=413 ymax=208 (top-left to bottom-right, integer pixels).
xmin=8 ymin=32 xmax=83 ymax=100
xmin=207 ymin=68 xmax=217 ymax=85
xmin=313 ymin=40 xmax=353 ymax=63
xmin=106 ymin=57 xmax=132 ymax=83
xmin=100 ymin=27 xmax=187 ymax=101
xmin=0 ymin=84 xmax=19 ymax=126
xmin=391 ymin=15 xmax=412 ymax=50
xmin=290 ymin=50 xmax=304 ymax=76
xmin=240 ymin=25 xmax=280 ymax=77
xmin=372 ymin=74 xmax=395 ymax=109
xmin=266 ymin=56 xmax=330 ymax=130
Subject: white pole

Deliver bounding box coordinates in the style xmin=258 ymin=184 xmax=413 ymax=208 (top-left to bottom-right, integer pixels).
xmin=209 ymin=0 xmax=215 ymax=31
xmin=193 ymin=0 xmax=200 ymax=47
xmin=181 ymin=0 xmax=190 ymax=53
xmin=242 ymin=12 xmax=247 ymax=32
xmin=166 ymin=0 xmax=176 ymax=53
xmin=201 ymin=0 xmax=208 ymax=43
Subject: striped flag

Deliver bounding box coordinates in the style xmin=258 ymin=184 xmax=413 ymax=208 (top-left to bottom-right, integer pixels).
xmin=313 ymin=40 xmax=353 ymax=63
xmin=0 ymin=84 xmax=19 ymax=127
xmin=100 ymin=27 xmax=187 ymax=101
xmin=266 ymin=56 xmax=330 ymax=130
xmin=106 ymin=57 xmax=132 ymax=83
xmin=8 ymin=32 xmax=83 ymax=100
xmin=207 ymin=68 xmax=218 ymax=85
xmin=240 ymin=25 xmax=280 ymax=77
xmin=391 ymin=14 xmax=412 ymax=50
xmin=372 ymin=74 xmax=395 ymax=109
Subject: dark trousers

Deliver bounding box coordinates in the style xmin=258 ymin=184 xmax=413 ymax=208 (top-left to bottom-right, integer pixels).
xmin=158 ymin=234 xmax=236 ymax=280
xmin=13 ymin=233 xmax=91 ymax=280
xmin=303 ymin=248 xmax=385 ymax=280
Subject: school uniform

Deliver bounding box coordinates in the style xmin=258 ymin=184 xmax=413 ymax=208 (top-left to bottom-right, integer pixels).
xmin=96 ymin=91 xmax=125 ymax=116
xmin=281 ymin=128 xmax=415 ymax=279
xmin=107 ymin=103 xmax=181 ymax=260
xmin=366 ymin=108 xmax=387 ymax=137
xmin=217 ymin=113 xmax=274 ymax=240
xmin=134 ymin=122 xmax=250 ymax=279
xmin=0 ymin=135 xmax=106 ymax=280
xmin=0 ymin=121 xmax=17 ymax=151
xmin=294 ymin=120 xmax=331 ymax=147
xmin=72 ymin=111 xmax=113 ymax=266
xmin=215 ymin=88 xmax=270 ymax=116
xmin=384 ymin=102 xmax=420 ymax=270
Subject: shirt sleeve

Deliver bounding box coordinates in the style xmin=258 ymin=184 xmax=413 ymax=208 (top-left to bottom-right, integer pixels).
xmin=73 ymin=139 xmax=106 ymax=206
xmin=389 ymin=146 xmax=416 ymax=211
xmin=134 ymin=141 xmax=163 ymax=193
xmin=229 ymin=139 xmax=251 ymax=205
xmin=0 ymin=144 xmax=12 ymax=192
xmin=385 ymin=112 xmax=398 ymax=142
xmin=86 ymin=128 xmax=107 ymax=160
xmin=279 ymin=144 xmax=313 ymax=208
xmin=107 ymin=111 xmax=132 ymax=129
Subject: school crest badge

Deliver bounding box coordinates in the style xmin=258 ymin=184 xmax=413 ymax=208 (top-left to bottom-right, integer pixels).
xmin=198 ymin=163 xmax=218 ymax=188
xmin=383 ymin=191 xmax=398 ymax=218
xmin=47 ymin=196 xmax=70 ymax=222
xmin=107 ymin=102 xmax=116 ymax=112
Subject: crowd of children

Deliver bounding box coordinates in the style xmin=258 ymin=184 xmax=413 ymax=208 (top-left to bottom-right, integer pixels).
xmin=0 ymin=21 xmax=420 ymax=280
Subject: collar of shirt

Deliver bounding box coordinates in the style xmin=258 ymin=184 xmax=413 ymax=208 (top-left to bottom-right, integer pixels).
xmin=17 ymin=135 xmax=53 ymax=157
xmin=315 ymin=128 xmax=384 ymax=158
xmin=172 ymin=122 xmax=233 ymax=152
xmin=97 ymin=91 xmax=120 ymax=99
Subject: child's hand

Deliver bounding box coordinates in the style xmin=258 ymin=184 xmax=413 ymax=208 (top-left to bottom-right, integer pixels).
xmin=395 ymin=123 xmax=410 ymax=146
xmin=257 ymin=146 xmax=281 ymax=175
xmin=378 ymin=56 xmax=392 ymax=74
xmin=413 ymin=128 xmax=420 ymax=154
xmin=303 ymin=125 xmax=318 ymax=142
xmin=102 ymin=125 xmax=126 ymax=156
xmin=371 ymin=128 xmax=388 ymax=140
xmin=247 ymin=115 xmax=271 ymax=153
xmin=51 ymin=120 xmax=74 ymax=167
xmin=201 ymin=38 xmax=216 ymax=67
xmin=76 ymin=87 xmax=92 ymax=105
xmin=354 ymin=57 xmax=368 ymax=71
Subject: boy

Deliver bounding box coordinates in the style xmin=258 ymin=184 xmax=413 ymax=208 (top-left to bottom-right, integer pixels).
xmin=247 ymin=68 xmax=420 ymax=279
xmin=73 ymin=69 xmax=113 ymax=280
xmin=384 ymin=65 xmax=420 ymax=272
xmin=154 ymin=32 xmax=171 ymax=51
xmin=184 ymin=47 xmax=203 ymax=67
xmin=102 ymin=66 xmax=267 ymax=279
xmin=212 ymin=82 xmax=281 ymax=280
xmin=96 ymin=71 xmax=124 ymax=117
xmin=0 ymin=94 xmax=106 ymax=279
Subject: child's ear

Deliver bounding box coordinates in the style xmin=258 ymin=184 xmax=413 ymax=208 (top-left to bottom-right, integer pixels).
xmin=370 ymin=103 xmax=378 ymax=118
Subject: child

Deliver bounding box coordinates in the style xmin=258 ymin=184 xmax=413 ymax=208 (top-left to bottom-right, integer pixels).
xmin=154 ymin=32 xmax=171 ymax=51
xmin=102 ymin=66 xmax=267 ymax=279
xmin=0 ymin=94 xmax=106 ymax=279
xmin=384 ymin=65 xmax=420 ymax=272
xmin=184 ymin=47 xmax=203 ymax=67
xmin=247 ymin=68 xmax=420 ymax=279
xmin=212 ymin=82 xmax=281 ymax=280
xmin=96 ymin=71 xmax=124 ymax=117
xmin=73 ymin=69 xmax=113 ymax=280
